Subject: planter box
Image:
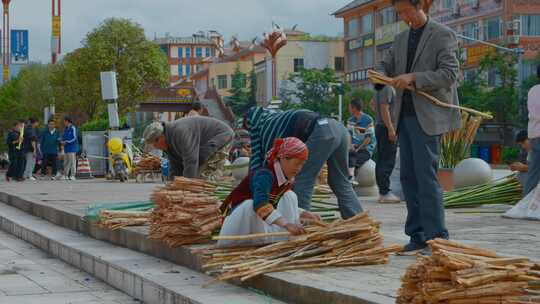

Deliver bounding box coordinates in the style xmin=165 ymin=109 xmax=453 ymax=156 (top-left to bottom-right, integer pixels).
xmin=438 ymin=168 xmax=454 ymax=192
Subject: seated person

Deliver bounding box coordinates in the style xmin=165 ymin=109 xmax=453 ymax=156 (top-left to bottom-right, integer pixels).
xmin=347 ymin=99 xmax=376 ymax=184
xmin=218 ymin=137 xmax=320 ymax=247
xmin=510 ymin=130 xmax=531 ymax=187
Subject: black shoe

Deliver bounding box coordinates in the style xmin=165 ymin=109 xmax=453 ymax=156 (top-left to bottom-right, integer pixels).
xmin=419 ymin=247 xmax=432 ymax=256
xmin=398 ymin=242 xmax=426 ymax=256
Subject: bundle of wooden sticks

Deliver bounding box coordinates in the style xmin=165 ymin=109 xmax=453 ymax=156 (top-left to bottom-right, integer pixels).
xmin=97 ymin=210 xmax=151 ymax=230
xmin=397 ymin=238 xmax=540 ymax=304
xmin=148 ymin=177 xmax=223 ymax=247
xmin=134 ymin=155 xmax=161 ymax=174
xmin=202 ymin=212 xmax=401 ymax=282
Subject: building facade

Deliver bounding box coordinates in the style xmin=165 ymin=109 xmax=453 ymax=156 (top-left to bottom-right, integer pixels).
xmin=155 ymin=31 xmax=224 ymax=85
xmin=254 ymin=29 xmax=345 ymax=105
xmin=334 ymin=0 xmax=540 ymax=87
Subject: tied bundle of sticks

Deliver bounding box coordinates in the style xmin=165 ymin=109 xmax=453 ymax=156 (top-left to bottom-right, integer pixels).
xmin=367 ymin=70 xmax=493 ymax=120
xmin=202 ymin=212 xmax=402 ymax=282
xmin=397 ymin=238 xmax=540 ymax=304
xmin=97 ymin=210 xmax=151 ymax=230
xmin=149 ymin=177 xmax=223 ymax=247
xmin=441 ymin=111 xmax=484 ymax=169
xmin=134 ymin=155 xmax=161 ymax=174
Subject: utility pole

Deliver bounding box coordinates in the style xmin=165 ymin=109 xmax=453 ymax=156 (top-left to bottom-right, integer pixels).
xmin=2 ymin=0 xmax=11 ymax=82
xmin=330 ymin=82 xmax=344 ymax=122
xmin=51 ymin=0 xmax=61 ymax=64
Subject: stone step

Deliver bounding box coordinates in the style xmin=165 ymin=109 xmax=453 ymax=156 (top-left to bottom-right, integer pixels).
xmin=0 ymin=201 xmax=284 ymax=304
xmin=0 ymin=191 xmax=395 ymax=304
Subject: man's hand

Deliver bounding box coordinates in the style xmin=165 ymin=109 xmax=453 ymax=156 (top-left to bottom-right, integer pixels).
xmin=510 ymin=162 xmax=528 ymax=173
xmin=284 ymin=223 xmax=306 ymax=236
xmin=388 ymin=128 xmax=398 ymax=143
xmin=391 ymin=73 xmax=416 ymax=90
xmin=300 ymin=211 xmax=321 ymax=223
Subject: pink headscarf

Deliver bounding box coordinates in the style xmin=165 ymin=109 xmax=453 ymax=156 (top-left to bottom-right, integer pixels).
xmin=266 ymin=137 xmax=309 ymax=164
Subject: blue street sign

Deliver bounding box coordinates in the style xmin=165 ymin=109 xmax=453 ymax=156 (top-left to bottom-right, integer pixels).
xmin=11 ymin=30 xmax=29 ymax=65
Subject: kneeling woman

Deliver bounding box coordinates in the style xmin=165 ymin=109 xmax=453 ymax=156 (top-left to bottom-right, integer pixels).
xmin=218 ymin=137 xmax=320 ymax=247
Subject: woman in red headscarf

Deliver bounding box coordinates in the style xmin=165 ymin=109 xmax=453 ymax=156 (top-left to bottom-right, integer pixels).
xmin=218 ymin=137 xmax=320 ymax=247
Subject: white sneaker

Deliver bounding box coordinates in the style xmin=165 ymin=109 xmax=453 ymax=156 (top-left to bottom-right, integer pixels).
xmin=28 ymin=176 xmax=37 ymax=181
xmin=62 ymin=176 xmax=69 ymax=180
xmin=69 ymin=176 xmax=76 ymax=181
xmin=378 ymin=193 xmax=401 ymax=204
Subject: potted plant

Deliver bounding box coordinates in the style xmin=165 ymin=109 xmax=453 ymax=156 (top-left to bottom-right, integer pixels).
xmin=439 ymin=112 xmax=484 ymax=191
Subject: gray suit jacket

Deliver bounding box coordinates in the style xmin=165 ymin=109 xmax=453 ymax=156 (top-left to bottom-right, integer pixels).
xmin=381 ymin=19 xmax=461 ymax=136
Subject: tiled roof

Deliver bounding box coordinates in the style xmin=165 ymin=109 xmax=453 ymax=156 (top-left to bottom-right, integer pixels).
xmin=333 ymin=0 xmax=375 ymax=16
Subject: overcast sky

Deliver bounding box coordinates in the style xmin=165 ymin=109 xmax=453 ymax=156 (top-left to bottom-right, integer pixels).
xmin=9 ymin=0 xmax=351 ymax=63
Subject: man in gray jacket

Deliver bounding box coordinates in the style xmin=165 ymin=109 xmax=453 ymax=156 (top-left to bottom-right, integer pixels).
xmin=381 ymin=0 xmax=461 ymax=253
xmin=143 ymin=116 xmax=234 ymax=179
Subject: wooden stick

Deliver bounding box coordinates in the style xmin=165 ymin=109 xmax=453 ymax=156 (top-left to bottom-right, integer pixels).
xmin=213 ymin=231 xmax=291 ymax=241
xmin=367 ymin=70 xmax=493 ymax=119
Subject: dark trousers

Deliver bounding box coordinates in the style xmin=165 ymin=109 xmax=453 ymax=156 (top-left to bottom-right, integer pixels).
xmin=41 ymin=153 xmax=58 ymax=176
xmin=349 ymin=149 xmax=371 ymax=171
xmin=7 ymin=152 xmax=25 ymax=179
xmin=399 ymin=116 xmax=448 ymax=245
xmin=375 ymin=124 xmax=398 ymax=195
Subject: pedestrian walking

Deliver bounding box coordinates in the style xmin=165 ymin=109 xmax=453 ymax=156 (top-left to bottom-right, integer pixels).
xmin=381 ymin=0 xmax=461 ymax=253
xmin=525 ymin=65 xmax=540 ymax=196
xmin=347 ymin=98 xmax=376 ymax=184
xmin=40 ymin=118 xmax=61 ymax=179
xmin=245 ymin=107 xmax=363 ymax=219
xmin=22 ymin=118 xmax=39 ymax=180
xmin=186 ymin=101 xmax=203 ymax=117
xmin=5 ymin=121 xmax=25 ymax=181
xmin=373 ymin=84 xmax=401 ymax=203
xmin=62 ymin=116 xmax=79 ymax=181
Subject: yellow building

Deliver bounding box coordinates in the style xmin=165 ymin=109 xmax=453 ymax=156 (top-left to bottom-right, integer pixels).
xmin=255 ymin=29 xmax=345 ymax=105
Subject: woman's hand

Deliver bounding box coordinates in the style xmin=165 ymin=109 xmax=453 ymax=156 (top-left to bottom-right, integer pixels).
xmin=284 ymin=223 xmax=306 ymax=236
xmin=300 ymin=211 xmax=321 ymax=223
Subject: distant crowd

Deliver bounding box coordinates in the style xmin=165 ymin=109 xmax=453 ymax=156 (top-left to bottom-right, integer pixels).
xmin=3 ymin=116 xmax=79 ymax=182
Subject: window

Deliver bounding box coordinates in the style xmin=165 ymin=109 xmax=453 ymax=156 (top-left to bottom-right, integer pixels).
xmin=217 ymin=75 xmax=228 ymax=89
xmin=178 ymin=64 xmax=183 ymax=76
xmin=442 ymin=0 xmax=455 ymax=9
xmin=521 ymin=60 xmax=537 ymax=81
xmin=347 ymin=50 xmax=358 ymax=71
xmin=334 ymin=57 xmax=345 ymax=72
xmin=186 ymin=47 xmax=191 ymax=58
xmin=379 ymin=7 xmax=396 ymax=26
xmin=160 ymin=45 xmax=168 ymax=55
xmin=463 ymin=22 xmax=478 ymax=44
xmin=186 ymin=65 xmax=191 ymax=77
xmin=362 ymin=47 xmax=374 ymax=68
xmin=293 ymin=58 xmax=304 ymax=72
xmin=347 ymin=18 xmax=359 ymax=37
xmin=178 ymin=47 xmax=183 ymax=58
xmin=211 ymin=48 xmax=216 ymax=57
xmin=205 ymin=47 xmax=211 ymax=57
xmin=521 ymin=15 xmax=540 ymax=36
xmin=463 ymin=69 xmax=477 ymax=82
xmin=485 ymin=17 xmax=501 ymax=40
xmin=196 ymin=47 xmax=203 ymax=58
xmin=361 ymin=14 xmax=373 ymax=35
xmin=487 ymin=69 xmax=501 ymax=87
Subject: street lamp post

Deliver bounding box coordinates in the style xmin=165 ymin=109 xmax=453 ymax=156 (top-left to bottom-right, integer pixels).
xmin=330 ymin=82 xmax=344 ymax=122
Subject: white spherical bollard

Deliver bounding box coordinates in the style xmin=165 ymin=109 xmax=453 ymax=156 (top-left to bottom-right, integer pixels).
xmin=231 ymin=157 xmax=250 ymax=182
xmin=355 ymin=159 xmax=377 ymax=187
xmin=453 ymin=158 xmax=492 ymax=189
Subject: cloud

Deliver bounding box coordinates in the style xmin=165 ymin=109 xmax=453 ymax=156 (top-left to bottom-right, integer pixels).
xmin=9 ymin=0 xmax=350 ymax=63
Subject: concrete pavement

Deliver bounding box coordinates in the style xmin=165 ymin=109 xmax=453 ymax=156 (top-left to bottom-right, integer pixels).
xmin=0 ymin=177 xmax=539 ymax=304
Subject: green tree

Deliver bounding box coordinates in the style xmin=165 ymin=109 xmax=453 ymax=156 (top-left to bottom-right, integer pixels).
xmin=280 ymin=68 xmax=343 ymax=116
xmin=51 ymin=18 xmax=169 ymax=120
xmin=227 ymin=65 xmax=253 ymax=116
xmin=248 ymin=70 xmax=257 ymax=106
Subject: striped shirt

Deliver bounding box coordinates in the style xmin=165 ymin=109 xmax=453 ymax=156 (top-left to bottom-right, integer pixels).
xmin=248 ymin=108 xmax=318 ymax=171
